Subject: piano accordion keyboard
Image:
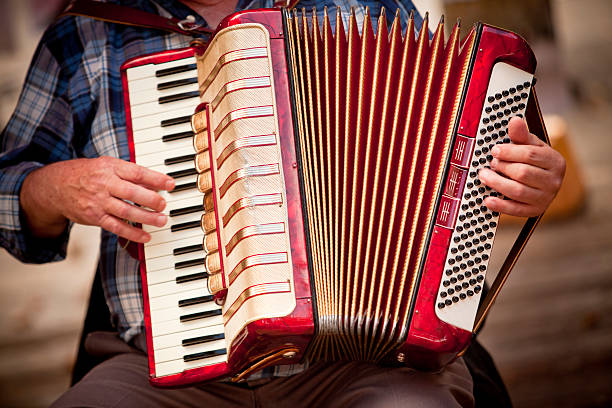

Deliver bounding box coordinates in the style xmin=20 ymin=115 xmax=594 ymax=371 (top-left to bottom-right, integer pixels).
xmin=125 ymin=53 xmax=228 ymax=378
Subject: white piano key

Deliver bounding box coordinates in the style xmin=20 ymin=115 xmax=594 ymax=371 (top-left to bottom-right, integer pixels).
xmin=129 ymin=71 xmax=197 ymax=97
xmin=134 ymin=136 xmax=193 ymax=158
xmin=146 ymin=250 xmax=207 ymax=273
xmin=149 ymin=287 xmax=212 ymax=311
xmin=154 ymin=353 xmax=227 ymax=377
xmin=149 ymin=160 xmax=197 ymax=180
xmin=132 ymin=105 xmax=195 ymax=132
xmin=152 ymin=324 xmax=225 ymax=350
xmin=129 ymin=84 xmax=199 ymax=107
xmin=135 ymin=143 xmax=194 ymax=168
xmin=148 ymin=276 xmax=208 ymax=299
xmin=130 ymin=207 xmax=200 ymax=238
xmin=143 ymin=210 xmax=203 ymax=235
xmin=147 ymin=224 xmax=202 ymax=247
xmin=131 ymin=96 xmax=200 ymax=119
xmin=151 ymin=300 xmax=219 ymax=325
xmin=161 ymin=187 xmax=201 ymax=205
xmin=165 ymin=195 xmax=203 ymax=214
xmin=126 ymin=57 xmax=197 ymax=82
xmin=151 ymin=310 xmax=224 ymax=337
xmin=154 ymin=338 xmax=226 ymax=363
xmin=145 ymin=263 xmax=203 ymax=285
xmin=132 ymin=122 xmax=193 ymax=145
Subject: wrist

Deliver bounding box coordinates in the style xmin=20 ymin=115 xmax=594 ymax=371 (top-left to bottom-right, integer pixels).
xmin=19 ymin=164 xmax=68 ymax=238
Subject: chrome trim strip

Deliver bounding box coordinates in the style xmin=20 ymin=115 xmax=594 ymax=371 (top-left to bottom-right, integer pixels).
xmin=217 ymin=134 xmax=277 ymax=169
xmin=214 ymin=106 xmax=274 ymax=141
xmin=228 ymin=252 xmax=288 ymax=283
xmin=224 ymin=281 xmax=291 ymax=321
xmin=211 ymin=76 xmax=272 ymax=111
xmin=225 ymin=222 xmax=286 ymax=256
xmin=222 ymin=193 xmax=283 ymax=228
xmin=219 ymin=164 xmax=280 ymax=198
xmin=200 ymin=47 xmax=268 ymax=94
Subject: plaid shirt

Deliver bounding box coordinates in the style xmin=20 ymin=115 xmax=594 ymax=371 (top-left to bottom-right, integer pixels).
xmin=0 ymin=0 xmax=422 ymax=379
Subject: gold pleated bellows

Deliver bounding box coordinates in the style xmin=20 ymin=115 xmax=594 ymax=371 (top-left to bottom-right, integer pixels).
xmin=286 ymin=8 xmax=477 ymax=361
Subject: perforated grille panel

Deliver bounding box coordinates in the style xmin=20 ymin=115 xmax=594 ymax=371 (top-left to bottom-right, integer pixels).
xmin=434 ymin=62 xmax=534 ymax=331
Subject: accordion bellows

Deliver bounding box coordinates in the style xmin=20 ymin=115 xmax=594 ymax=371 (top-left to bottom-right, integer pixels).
xmin=123 ymin=7 xmax=544 ymax=386
xmin=287 ymin=10 xmax=475 ymax=361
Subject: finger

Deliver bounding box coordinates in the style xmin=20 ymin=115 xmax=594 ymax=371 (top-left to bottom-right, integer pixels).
xmin=104 ymin=198 xmax=168 ymax=228
xmin=483 ymin=196 xmax=541 ymax=217
xmin=109 ymin=177 xmax=167 ymax=212
xmin=490 ymin=143 xmax=556 ymax=170
xmin=478 ymin=168 xmax=542 ymax=204
xmin=115 ymin=160 xmax=175 ymax=192
xmin=507 ymin=116 xmax=546 ymax=146
xmin=98 ymin=214 xmax=151 ymax=243
xmin=489 ymin=158 xmax=552 ymax=190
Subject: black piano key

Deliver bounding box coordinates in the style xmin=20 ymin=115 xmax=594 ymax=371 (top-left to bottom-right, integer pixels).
xmin=165 ymin=154 xmax=194 ymax=166
xmin=171 ymin=220 xmax=200 ymax=232
xmin=170 ymin=205 xmax=202 ymax=217
xmin=156 ymin=63 xmax=197 ymax=78
xmin=161 ymin=115 xmax=191 ymax=127
xmin=167 ymin=168 xmax=197 ymax=179
xmin=183 ymin=348 xmax=227 ymax=362
xmin=176 ymin=271 xmax=208 ymax=284
xmin=182 ymin=333 xmax=225 ymax=347
xmin=173 ymin=182 xmax=197 ymax=192
xmin=159 ymin=90 xmax=200 ymax=105
xmin=162 ymin=131 xmax=194 ymax=143
xmin=158 ymin=77 xmax=198 ymax=90
xmin=180 ymin=308 xmax=222 ymax=323
xmin=174 ymin=244 xmax=202 ymax=256
xmin=175 ymin=257 xmax=205 ymax=269
xmin=179 ymin=295 xmax=214 ymax=307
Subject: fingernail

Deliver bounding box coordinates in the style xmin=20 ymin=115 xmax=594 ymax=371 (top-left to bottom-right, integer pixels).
xmin=157 ymin=214 xmax=167 ymax=226
xmin=490 ymin=158 xmax=498 ymax=168
xmin=165 ymin=180 xmax=175 ymax=191
xmin=491 ymin=146 xmax=500 ymax=156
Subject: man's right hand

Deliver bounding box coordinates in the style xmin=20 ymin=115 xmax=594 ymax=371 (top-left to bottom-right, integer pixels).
xmin=20 ymin=156 xmax=175 ymax=243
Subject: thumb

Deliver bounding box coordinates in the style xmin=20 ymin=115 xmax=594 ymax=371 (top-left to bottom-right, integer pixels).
xmin=508 ymin=116 xmax=545 ymax=146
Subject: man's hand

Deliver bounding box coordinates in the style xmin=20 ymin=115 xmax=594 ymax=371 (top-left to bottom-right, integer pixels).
xmin=20 ymin=156 xmax=175 ymax=243
xmin=478 ymin=117 xmax=566 ymax=217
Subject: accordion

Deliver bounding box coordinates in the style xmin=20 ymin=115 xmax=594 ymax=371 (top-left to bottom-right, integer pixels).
xmin=121 ymin=8 xmax=548 ymax=386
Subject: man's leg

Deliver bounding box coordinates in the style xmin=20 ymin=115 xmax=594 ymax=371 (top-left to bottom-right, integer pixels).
xmin=52 ymin=333 xmax=254 ymax=408
xmin=256 ymin=358 xmax=474 ymax=408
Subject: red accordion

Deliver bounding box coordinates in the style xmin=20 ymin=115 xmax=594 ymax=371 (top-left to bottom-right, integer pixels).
xmin=121 ymin=8 xmax=548 ymax=386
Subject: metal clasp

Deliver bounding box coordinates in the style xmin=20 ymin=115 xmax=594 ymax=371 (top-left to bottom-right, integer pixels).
xmin=178 ymin=15 xmax=203 ymax=32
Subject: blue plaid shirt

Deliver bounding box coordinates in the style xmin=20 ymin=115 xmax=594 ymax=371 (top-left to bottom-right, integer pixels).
xmin=0 ymin=0 xmax=422 ymax=378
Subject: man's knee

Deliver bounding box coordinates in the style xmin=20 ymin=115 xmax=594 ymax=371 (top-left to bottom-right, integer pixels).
xmin=325 ymin=359 xmax=474 ymax=408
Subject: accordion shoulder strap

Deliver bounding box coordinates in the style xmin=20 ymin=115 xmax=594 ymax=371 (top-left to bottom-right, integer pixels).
xmin=59 ymin=1 xmax=299 ymax=37
xmin=59 ymin=0 xmax=214 ymax=37
xmin=472 ymin=88 xmax=549 ymax=334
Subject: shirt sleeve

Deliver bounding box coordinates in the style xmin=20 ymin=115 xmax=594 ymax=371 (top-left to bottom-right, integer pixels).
xmin=0 ymin=17 xmax=85 ymax=263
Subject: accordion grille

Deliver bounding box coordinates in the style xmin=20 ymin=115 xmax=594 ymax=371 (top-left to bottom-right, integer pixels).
xmin=286 ymin=9 xmax=476 ymax=361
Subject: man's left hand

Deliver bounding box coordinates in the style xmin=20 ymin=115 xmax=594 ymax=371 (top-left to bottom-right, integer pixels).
xmin=478 ymin=116 xmax=566 ymax=217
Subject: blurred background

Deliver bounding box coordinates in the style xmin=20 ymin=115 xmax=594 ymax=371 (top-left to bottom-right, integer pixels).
xmin=0 ymin=0 xmax=610 ymax=406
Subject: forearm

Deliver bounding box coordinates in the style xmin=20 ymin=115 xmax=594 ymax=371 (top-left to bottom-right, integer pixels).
xmin=19 ymin=162 xmax=70 ymax=239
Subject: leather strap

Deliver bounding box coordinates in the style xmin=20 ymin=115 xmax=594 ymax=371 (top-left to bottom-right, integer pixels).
xmin=60 ymin=0 xmax=214 ymax=37
xmin=60 ymin=0 xmax=300 ymax=37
